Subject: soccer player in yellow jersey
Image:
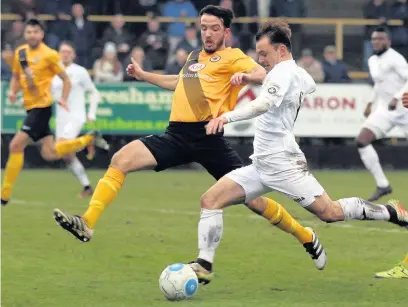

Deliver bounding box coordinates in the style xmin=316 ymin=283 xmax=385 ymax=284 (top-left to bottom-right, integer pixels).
xmin=53 ymin=6 xmax=326 ymax=282
xmin=1 ymin=19 xmax=108 ymax=205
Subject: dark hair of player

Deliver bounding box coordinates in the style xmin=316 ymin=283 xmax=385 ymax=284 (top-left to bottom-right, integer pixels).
xmin=199 ymin=5 xmax=234 ymax=28
xmin=25 ymin=18 xmax=45 ymax=31
xmin=59 ymin=40 xmax=76 ymax=50
xmin=255 ymin=20 xmax=292 ymax=52
xmin=373 ymin=26 xmax=390 ymax=37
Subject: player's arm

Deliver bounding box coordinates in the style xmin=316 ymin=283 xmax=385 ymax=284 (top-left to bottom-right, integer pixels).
xmin=82 ymin=69 xmax=101 ymax=121
xmin=389 ymin=56 xmax=408 ymax=110
xmin=230 ymin=53 xmax=266 ymax=86
xmin=127 ymin=57 xmax=179 ymax=91
xmin=206 ymin=69 xmax=292 ymax=134
xmin=8 ymin=50 xmax=22 ymax=103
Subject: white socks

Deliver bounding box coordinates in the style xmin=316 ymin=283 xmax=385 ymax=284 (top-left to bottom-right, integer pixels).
xmin=358 ymin=145 xmax=389 ymax=188
xmin=67 ymin=157 xmax=90 ymax=187
xmin=198 ymin=209 xmax=223 ymax=264
xmin=338 ymin=197 xmax=390 ymax=221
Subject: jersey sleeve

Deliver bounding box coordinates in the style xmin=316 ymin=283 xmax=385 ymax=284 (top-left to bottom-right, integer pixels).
xmin=48 ymin=51 xmax=65 ymax=75
xmin=392 ymin=54 xmax=408 ymax=99
xmin=230 ymin=50 xmax=259 ymax=74
xmin=81 ymin=68 xmax=97 ymax=91
xmin=257 ymin=66 xmax=292 ymax=108
xmin=12 ymin=49 xmax=21 ymax=74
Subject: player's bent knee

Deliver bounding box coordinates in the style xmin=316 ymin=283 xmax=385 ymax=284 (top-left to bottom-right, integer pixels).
xmin=200 ymin=193 xmax=219 ymax=210
xmin=110 ymin=151 xmax=133 ymax=174
xmin=315 ymin=206 xmax=338 ymax=223
xmin=9 ymin=139 xmax=25 ymax=153
xmin=356 ymin=139 xmax=369 ymax=148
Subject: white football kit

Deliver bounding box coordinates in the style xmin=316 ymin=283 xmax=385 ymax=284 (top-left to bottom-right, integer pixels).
xmin=364 ymin=48 xmax=408 ymax=138
xmin=51 ymin=63 xmax=100 ymax=139
xmin=223 ymin=60 xmax=324 ymax=207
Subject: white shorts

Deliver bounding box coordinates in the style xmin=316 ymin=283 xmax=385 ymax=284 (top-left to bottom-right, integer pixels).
xmin=226 ymin=152 xmax=325 ymax=207
xmin=362 ymin=109 xmax=408 ymax=139
xmin=56 ymin=120 xmax=84 ymax=139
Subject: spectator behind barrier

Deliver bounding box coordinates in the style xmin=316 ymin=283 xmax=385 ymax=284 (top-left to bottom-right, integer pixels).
xmin=66 ymin=3 xmax=95 ymax=69
xmin=165 ymin=48 xmax=188 ymax=75
xmin=176 ymin=24 xmax=202 ymax=54
xmin=138 ymin=17 xmax=169 ymax=70
xmin=102 ymin=14 xmax=133 ymax=62
xmin=297 ymin=48 xmax=325 ymax=83
xmin=219 ymin=0 xmax=247 ymax=33
xmin=162 ymin=0 xmax=198 ymax=54
xmin=124 ymin=47 xmax=153 ymax=81
xmin=4 ymin=21 xmax=25 ymax=50
xmin=390 ymin=0 xmax=408 ymax=59
xmin=322 ymin=45 xmax=351 ymax=84
xmin=1 ymin=44 xmax=14 ymax=81
xmin=93 ymin=42 xmax=124 ymax=83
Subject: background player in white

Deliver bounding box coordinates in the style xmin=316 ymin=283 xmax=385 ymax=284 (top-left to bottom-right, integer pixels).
xmin=51 ymin=41 xmax=101 ymax=198
xmin=189 ymin=21 xmax=408 ymax=279
xmin=356 ymin=27 xmax=408 ymax=201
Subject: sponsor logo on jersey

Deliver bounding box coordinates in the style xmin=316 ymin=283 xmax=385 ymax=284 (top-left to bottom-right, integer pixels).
xmin=188 ymin=63 xmax=206 ymax=72
xmin=210 ymin=55 xmax=221 ymax=62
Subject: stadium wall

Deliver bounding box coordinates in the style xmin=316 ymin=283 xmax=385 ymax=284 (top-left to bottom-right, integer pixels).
xmin=1 ymin=82 xmax=407 ymax=170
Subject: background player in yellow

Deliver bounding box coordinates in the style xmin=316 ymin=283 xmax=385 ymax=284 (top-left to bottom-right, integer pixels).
xmin=53 ymin=6 xmax=326 ymax=282
xmin=1 ymin=19 xmax=108 ymax=205
xmin=375 ymin=254 xmax=408 ymax=279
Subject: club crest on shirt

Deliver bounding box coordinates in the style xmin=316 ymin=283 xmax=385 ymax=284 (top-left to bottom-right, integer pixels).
xmin=188 ymin=63 xmax=206 ymax=72
xmin=268 ymin=84 xmax=280 ymax=95
xmin=210 ymin=55 xmax=221 ymax=62
xmin=33 ymin=56 xmax=39 ymax=64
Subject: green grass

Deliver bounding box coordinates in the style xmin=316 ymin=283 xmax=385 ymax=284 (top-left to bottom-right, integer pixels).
xmin=2 ymin=170 xmax=407 ymax=307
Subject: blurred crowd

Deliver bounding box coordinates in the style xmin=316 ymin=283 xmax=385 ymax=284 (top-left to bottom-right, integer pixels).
xmin=1 ymin=0 xmax=408 ymax=83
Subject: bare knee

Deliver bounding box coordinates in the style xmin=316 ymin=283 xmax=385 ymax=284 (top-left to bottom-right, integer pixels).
xmin=245 ymin=197 xmax=267 ymax=215
xmin=41 ymin=147 xmax=58 ymax=161
xmin=200 ymin=192 xmax=219 ymax=210
xmin=314 ymin=202 xmax=340 ymax=223
xmin=356 ymin=128 xmax=376 ymax=148
xmin=9 ymin=139 xmax=26 ymax=153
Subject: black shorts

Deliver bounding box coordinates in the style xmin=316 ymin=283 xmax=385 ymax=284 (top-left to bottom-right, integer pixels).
xmin=140 ymin=122 xmax=244 ymax=180
xmin=21 ymin=106 xmax=52 ymax=142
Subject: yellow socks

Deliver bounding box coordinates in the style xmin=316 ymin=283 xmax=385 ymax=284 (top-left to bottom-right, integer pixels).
xmin=1 ymin=152 xmax=24 ymax=202
xmin=55 ymin=134 xmax=94 ymax=158
xmin=82 ymin=167 xmax=125 ymax=229
xmin=403 ymin=254 xmax=408 ymax=267
xmin=263 ymin=198 xmax=312 ymax=244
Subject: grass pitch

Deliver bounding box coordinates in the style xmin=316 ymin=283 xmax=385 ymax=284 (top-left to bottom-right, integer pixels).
xmin=2 ymin=170 xmax=407 ymax=307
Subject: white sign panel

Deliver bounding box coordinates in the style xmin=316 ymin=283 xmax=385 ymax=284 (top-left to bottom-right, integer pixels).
xmin=224 ymin=84 xmax=405 ymax=137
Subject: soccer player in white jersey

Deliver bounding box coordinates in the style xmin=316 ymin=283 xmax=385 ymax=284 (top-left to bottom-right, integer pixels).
xmin=356 ymin=27 xmax=408 ymax=201
xmin=51 ymin=41 xmax=101 ymax=198
xmin=188 ymin=21 xmax=408 ymax=281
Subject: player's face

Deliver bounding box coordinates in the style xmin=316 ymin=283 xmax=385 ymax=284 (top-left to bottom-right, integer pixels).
xmin=371 ymin=32 xmax=390 ymax=53
xmin=200 ymin=14 xmax=229 ymax=54
xmin=59 ymin=44 xmax=76 ymax=65
xmin=24 ymin=25 xmax=44 ymax=48
xmin=256 ymin=36 xmax=282 ymax=71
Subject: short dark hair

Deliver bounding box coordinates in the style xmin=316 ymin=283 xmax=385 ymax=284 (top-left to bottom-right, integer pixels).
xmin=199 ymin=5 xmax=234 ymax=28
xmin=255 ymin=20 xmax=292 ymax=52
xmin=25 ymin=18 xmax=45 ymax=31
xmin=59 ymin=40 xmax=76 ymax=50
xmin=373 ymin=26 xmax=390 ymax=36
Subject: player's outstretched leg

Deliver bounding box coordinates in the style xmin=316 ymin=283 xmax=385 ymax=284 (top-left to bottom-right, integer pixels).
xmin=189 ymin=177 xmax=327 ymax=285
xmin=375 ymin=254 xmax=408 ymax=279
xmin=53 ymin=140 xmax=157 ymax=242
xmin=356 ymin=128 xmax=392 ymax=201
xmin=1 ymin=132 xmax=30 ymax=205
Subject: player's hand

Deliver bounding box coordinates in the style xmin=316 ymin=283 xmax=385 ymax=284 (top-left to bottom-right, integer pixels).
xmin=402 ymin=92 xmax=408 ymax=108
xmin=8 ymin=91 xmax=17 ymax=103
xmin=206 ymin=117 xmax=228 ymax=135
xmin=388 ymin=98 xmax=398 ymax=111
xmin=363 ymin=103 xmax=372 ymax=118
xmin=230 ymin=73 xmax=250 ymax=86
xmin=58 ymin=99 xmax=70 ymax=112
xmin=127 ymin=58 xmax=145 ymax=80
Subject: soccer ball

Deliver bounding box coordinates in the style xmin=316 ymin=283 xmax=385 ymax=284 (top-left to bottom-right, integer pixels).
xmin=159 ymin=263 xmax=199 ymax=301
